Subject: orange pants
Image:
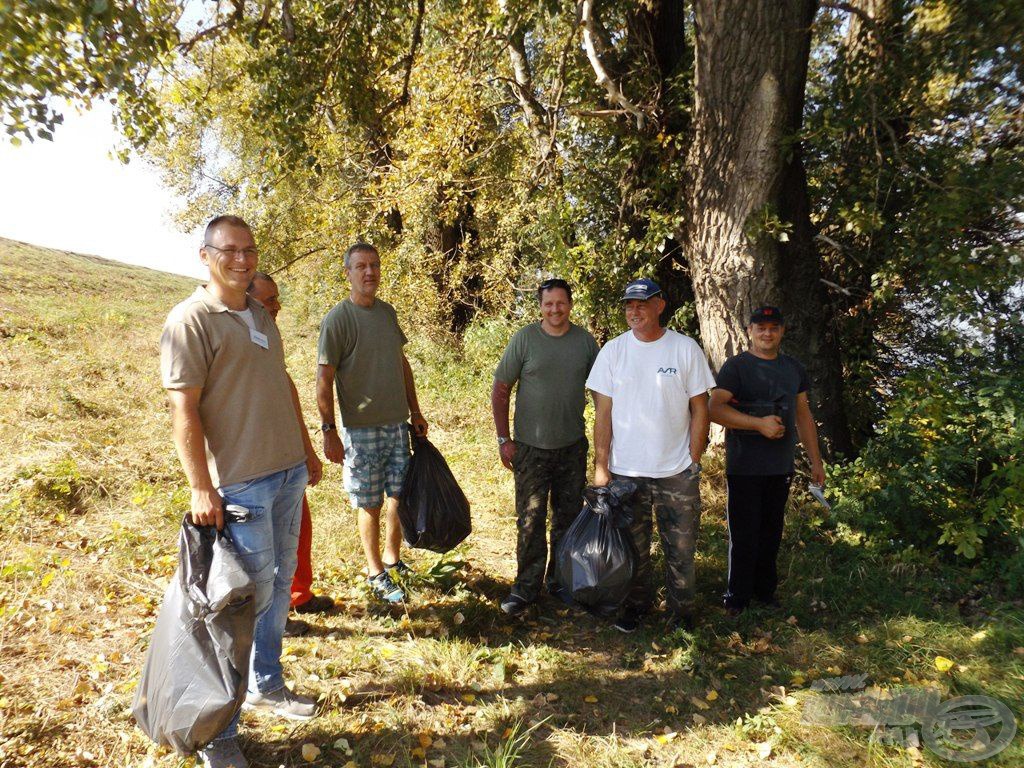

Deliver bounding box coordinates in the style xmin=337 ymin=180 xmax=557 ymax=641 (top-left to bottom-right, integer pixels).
xmin=290 ymin=494 xmax=315 ymax=607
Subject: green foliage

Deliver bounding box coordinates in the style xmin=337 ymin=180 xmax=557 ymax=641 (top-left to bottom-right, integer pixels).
xmin=830 ymin=357 xmax=1024 ymax=580
xmin=0 ymin=0 xmax=180 ymax=144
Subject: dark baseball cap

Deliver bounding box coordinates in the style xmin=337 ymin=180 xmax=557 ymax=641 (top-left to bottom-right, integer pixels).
xmin=622 ymin=278 xmax=662 ymax=301
xmin=749 ymin=305 xmax=784 ymax=324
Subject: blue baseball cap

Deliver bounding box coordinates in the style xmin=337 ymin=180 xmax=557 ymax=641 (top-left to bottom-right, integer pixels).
xmin=622 ymin=278 xmax=662 ymax=301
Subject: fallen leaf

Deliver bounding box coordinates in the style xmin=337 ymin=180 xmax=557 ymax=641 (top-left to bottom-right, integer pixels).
xmin=333 ymin=738 xmax=352 ymax=753
xmin=1013 ymin=647 xmax=1024 ymax=655
xmin=410 ymin=747 xmax=426 ymax=759
xmin=301 ymin=743 xmax=321 ymax=762
xmin=786 ymin=615 xmax=798 ymax=625
xmin=461 ymin=693 xmax=477 ymax=703
xmin=856 ymin=633 xmax=870 ymax=644
xmin=705 ymin=751 xmax=717 ymax=765
xmin=934 ymin=656 xmax=955 ymax=673
xmin=665 ymin=704 xmax=678 ymax=714
xmin=902 ymin=635 xmax=914 ymax=643
xmin=372 ymin=754 xmax=396 ymax=766
xmin=656 ymin=731 xmax=677 ymax=744
xmin=584 ymin=695 xmax=598 ymax=703
xmin=418 ymin=734 xmax=433 ymax=749
xmin=692 ymin=713 xmax=707 ymax=725
xmin=453 ymin=612 xmax=465 ymax=625
xmin=705 ymin=689 xmax=718 ymax=701
xmin=757 ymin=742 xmax=773 ymax=759
xmin=545 ymin=692 xmax=559 ymax=702
xmin=689 ymin=695 xmax=710 ymax=711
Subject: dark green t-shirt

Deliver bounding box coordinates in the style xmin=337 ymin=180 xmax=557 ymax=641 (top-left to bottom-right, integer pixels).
xmin=317 ymin=298 xmax=409 ymax=428
xmin=715 ymin=350 xmax=810 ymax=475
xmin=494 ymin=322 xmax=600 ymax=450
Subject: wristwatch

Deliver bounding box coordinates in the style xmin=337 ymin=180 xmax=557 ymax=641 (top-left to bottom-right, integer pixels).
xmin=497 ymin=436 xmax=511 ymax=446
xmin=321 ymin=423 xmax=337 ymax=433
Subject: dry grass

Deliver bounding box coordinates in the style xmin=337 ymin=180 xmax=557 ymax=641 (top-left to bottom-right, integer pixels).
xmin=0 ymin=237 xmax=1021 ymax=768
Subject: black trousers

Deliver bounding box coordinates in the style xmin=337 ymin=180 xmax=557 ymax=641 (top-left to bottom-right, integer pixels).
xmin=724 ymin=474 xmax=793 ymax=609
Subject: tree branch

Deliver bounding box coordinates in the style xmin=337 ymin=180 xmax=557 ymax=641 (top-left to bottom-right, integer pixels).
xmin=380 ymin=0 xmax=425 ymax=116
xmin=821 ymin=1 xmax=880 ymax=36
xmin=580 ymin=0 xmax=647 ymax=129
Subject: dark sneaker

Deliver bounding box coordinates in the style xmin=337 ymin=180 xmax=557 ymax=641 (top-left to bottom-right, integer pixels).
xmin=242 ymin=686 xmax=317 ymax=720
xmin=284 ymin=618 xmax=311 ymax=637
xmin=383 ymin=559 xmax=414 ymax=578
xmin=294 ymin=594 xmax=335 ymax=614
xmin=614 ymin=610 xmax=641 ymax=634
xmin=200 ymin=738 xmax=249 ymax=768
xmin=500 ymin=593 xmax=531 ymax=616
xmin=368 ymin=570 xmax=405 ymax=603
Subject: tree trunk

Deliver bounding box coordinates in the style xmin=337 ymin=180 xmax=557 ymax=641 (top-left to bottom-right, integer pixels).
xmin=686 ymin=0 xmax=852 ymax=456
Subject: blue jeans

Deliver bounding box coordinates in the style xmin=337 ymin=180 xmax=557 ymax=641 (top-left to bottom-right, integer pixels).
xmin=214 ymin=461 xmax=308 ymax=741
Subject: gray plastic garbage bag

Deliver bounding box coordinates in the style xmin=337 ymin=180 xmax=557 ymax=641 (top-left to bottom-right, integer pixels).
xmin=398 ymin=436 xmax=472 ymax=553
xmin=555 ymin=480 xmax=638 ymax=617
xmin=132 ymin=517 xmax=256 ymax=754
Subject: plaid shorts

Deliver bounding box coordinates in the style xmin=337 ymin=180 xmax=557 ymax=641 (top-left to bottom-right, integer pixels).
xmin=341 ymin=422 xmax=411 ymax=509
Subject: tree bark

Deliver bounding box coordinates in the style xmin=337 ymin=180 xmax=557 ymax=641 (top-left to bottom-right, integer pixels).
xmin=686 ymin=0 xmax=852 ymax=456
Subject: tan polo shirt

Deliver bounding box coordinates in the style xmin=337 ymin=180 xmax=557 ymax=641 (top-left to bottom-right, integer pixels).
xmin=160 ymin=286 xmax=306 ymax=488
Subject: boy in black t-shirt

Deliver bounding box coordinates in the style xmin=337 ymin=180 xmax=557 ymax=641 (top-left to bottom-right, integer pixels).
xmin=709 ymin=306 xmax=825 ymax=616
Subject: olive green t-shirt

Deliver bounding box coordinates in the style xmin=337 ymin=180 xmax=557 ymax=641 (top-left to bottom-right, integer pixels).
xmin=494 ymin=322 xmax=600 ymax=449
xmin=317 ymin=298 xmax=409 ymax=428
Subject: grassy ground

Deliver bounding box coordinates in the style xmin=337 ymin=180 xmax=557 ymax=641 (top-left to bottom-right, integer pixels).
xmin=0 ymin=237 xmax=1021 ymax=768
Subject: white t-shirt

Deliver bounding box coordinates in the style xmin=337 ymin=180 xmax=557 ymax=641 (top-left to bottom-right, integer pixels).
xmin=231 ymin=308 xmax=257 ymax=331
xmin=586 ymin=329 xmax=716 ymax=478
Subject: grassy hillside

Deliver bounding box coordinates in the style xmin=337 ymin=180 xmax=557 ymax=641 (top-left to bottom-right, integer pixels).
xmin=0 ymin=237 xmax=1020 ymax=768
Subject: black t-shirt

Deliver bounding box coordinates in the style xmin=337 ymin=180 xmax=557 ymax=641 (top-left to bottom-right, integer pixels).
xmin=715 ymin=351 xmax=809 ymax=476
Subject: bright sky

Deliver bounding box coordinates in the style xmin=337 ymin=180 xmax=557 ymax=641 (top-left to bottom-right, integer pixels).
xmin=0 ymin=102 xmax=208 ymax=279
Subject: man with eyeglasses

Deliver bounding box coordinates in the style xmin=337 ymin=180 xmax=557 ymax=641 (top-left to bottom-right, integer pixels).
xmin=587 ymin=278 xmax=715 ymax=634
xmin=317 ymin=243 xmax=428 ymax=605
xmin=492 ymin=278 xmax=600 ymax=616
xmin=160 ymin=216 xmax=323 ymax=768
xmin=247 ymin=273 xmax=336 ymax=637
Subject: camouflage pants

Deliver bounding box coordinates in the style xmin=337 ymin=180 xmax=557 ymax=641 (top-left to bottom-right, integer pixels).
xmin=511 ymin=437 xmax=589 ymax=602
xmin=614 ymin=468 xmax=702 ymax=616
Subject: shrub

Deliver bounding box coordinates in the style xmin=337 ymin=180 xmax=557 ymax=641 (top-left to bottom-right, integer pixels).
xmin=829 ymin=365 xmax=1024 ymax=582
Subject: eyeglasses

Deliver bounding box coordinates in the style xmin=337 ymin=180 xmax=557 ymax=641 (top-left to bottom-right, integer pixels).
xmin=203 ymin=243 xmax=259 ymax=258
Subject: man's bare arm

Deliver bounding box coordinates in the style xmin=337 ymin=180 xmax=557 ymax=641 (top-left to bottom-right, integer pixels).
xmin=317 ymin=363 xmax=344 ymax=464
xmin=592 ymin=391 xmax=613 ymax=486
xmin=708 ymin=388 xmax=785 ymax=439
xmin=402 ymin=354 xmax=428 ymax=437
xmin=688 ymin=392 xmax=710 ymax=465
xmin=168 ymin=387 xmax=223 ymax=529
xmin=491 ymin=379 xmax=516 ymax=471
xmin=795 ymin=392 xmax=826 ymax=485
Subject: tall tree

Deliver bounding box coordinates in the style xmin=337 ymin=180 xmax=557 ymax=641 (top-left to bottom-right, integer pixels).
xmin=685 ymin=0 xmax=852 ymax=453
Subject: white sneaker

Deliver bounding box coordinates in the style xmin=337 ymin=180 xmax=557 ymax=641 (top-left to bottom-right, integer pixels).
xmin=242 ymin=686 xmax=318 ymax=720
xmin=199 ymin=738 xmax=249 ymax=768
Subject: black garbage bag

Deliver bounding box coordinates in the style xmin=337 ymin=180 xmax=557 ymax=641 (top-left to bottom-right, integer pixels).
xmin=132 ymin=517 xmax=256 ymax=754
xmin=398 ymin=436 xmax=472 ymax=552
xmin=555 ymin=480 xmax=638 ymax=617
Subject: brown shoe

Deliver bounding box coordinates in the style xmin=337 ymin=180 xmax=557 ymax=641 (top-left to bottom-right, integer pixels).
xmin=284 ymin=618 xmax=310 ymax=637
xmin=294 ymin=594 xmax=335 ymax=614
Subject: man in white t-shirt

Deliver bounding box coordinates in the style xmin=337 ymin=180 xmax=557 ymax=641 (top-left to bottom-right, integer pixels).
xmin=587 ymin=278 xmax=716 ymax=633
